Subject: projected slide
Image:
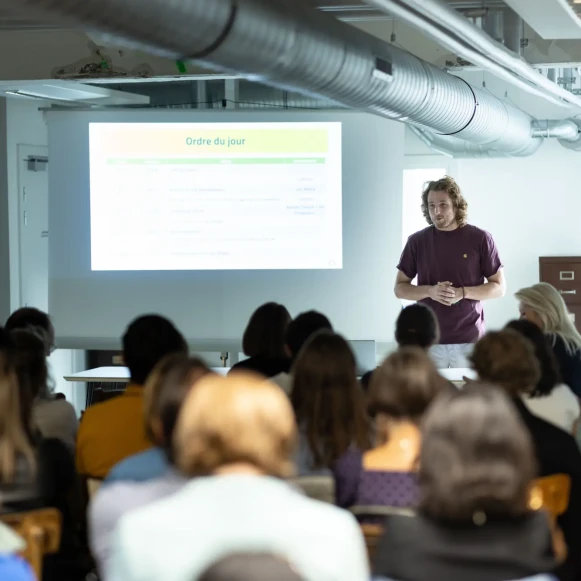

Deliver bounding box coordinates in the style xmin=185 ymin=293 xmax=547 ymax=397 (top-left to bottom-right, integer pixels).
xmin=89 ymin=122 xmax=342 ymax=271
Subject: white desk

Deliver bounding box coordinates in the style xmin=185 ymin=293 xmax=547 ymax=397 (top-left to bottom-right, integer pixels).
xmin=439 ymin=368 xmax=477 ymax=385
xmin=64 ymin=366 xmax=229 ymax=383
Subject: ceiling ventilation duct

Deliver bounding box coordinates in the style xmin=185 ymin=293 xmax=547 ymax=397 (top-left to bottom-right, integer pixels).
xmin=503 ymin=0 xmax=581 ymax=40
xmin=3 ymin=0 xmax=580 ymax=156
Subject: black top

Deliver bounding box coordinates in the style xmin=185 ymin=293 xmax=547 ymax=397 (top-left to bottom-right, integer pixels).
xmin=550 ymin=333 xmax=581 ymax=398
xmin=513 ymin=397 xmax=581 ymax=581
xmin=374 ymin=511 xmax=554 ymax=581
xmin=0 ymin=438 xmax=90 ymax=581
xmin=229 ymin=355 xmax=291 ymax=378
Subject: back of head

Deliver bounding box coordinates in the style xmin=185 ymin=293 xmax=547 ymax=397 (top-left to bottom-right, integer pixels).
xmin=0 ymin=328 xmax=36 ymax=482
xmin=143 ymin=354 xmax=211 ymax=463
xmin=369 ymin=347 xmax=450 ymax=421
xmin=515 ymin=282 xmax=581 ymax=353
xmin=395 ymin=304 xmax=440 ymax=349
xmin=291 ymin=331 xmax=369 ymax=468
xmin=122 ymin=315 xmax=187 ymax=385
xmin=199 ymin=554 xmax=303 ymax=581
xmin=471 ymin=330 xmax=540 ymax=397
xmin=11 ymin=330 xmax=50 ymax=401
xmin=419 ymin=383 xmax=535 ymax=522
xmin=175 ymin=373 xmax=296 ymax=478
xmin=285 ymin=311 xmax=332 ymax=360
xmin=505 ymin=319 xmax=560 ymax=397
xmin=242 ymin=302 xmax=291 ymax=359
xmin=5 ymin=308 xmax=54 ymax=356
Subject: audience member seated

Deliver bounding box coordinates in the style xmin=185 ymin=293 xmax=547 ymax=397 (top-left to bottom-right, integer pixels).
xmin=291 ymin=331 xmax=370 ymax=476
xmin=334 ymin=348 xmax=449 ymax=515
xmin=89 ymin=356 xmax=210 ymax=577
xmin=199 ymin=554 xmax=304 ymax=581
xmin=104 ymin=354 xmax=208 ymax=485
xmin=472 ymin=330 xmax=581 ymax=581
xmin=516 ymin=283 xmax=581 ymax=398
xmin=395 ymin=303 xmax=440 ymax=350
xmin=229 ymin=302 xmax=291 ymax=378
xmin=506 ymin=319 xmax=580 ymax=434
xmin=6 ymin=309 xmax=78 ymax=451
xmin=360 ymin=304 xmax=439 ymax=391
xmin=107 ymin=373 xmax=369 ymax=581
xmin=374 ymin=384 xmax=556 ymax=581
xmin=3 ymin=327 xmax=89 ymax=581
xmin=271 ymin=310 xmax=332 ymax=395
xmin=76 ymin=315 xmax=187 ymax=479
xmin=5 ymin=308 xmax=55 ymax=357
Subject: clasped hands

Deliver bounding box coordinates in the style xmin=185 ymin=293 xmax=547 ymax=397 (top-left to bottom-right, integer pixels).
xmin=429 ymin=281 xmax=463 ymax=306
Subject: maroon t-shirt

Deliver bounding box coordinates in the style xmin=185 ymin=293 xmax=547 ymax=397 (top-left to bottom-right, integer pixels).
xmin=397 ymin=224 xmax=503 ymax=345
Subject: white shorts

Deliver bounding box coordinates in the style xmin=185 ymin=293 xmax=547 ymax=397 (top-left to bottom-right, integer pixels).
xmin=429 ymin=343 xmax=473 ymax=369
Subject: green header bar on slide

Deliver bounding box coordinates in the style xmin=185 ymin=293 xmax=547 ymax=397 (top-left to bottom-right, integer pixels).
xmin=107 ymin=157 xmax=326 ymax=165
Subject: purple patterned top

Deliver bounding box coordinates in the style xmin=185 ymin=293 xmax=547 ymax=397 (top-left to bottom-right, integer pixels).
xmin=333 ymin=448 xmax=419 ymax=513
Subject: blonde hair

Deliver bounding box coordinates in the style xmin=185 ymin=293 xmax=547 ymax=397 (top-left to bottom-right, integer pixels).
xmin=515 ymin=283 xmax=581 ymax=355
xmin=0 ymin=351 xmax=36 ymax=482
xmin=175 ymin=373 xmax=297 ymax=478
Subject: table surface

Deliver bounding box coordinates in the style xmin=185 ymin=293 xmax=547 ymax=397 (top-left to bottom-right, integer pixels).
xmin=64 ymin=366 xmax=229 ymax=382
xmin=64 ymin=366 xmax=476 ymax=383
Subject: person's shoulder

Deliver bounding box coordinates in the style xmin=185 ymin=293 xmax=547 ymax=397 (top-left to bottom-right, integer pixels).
xmin=106 ymin=448 xmax=167 ymax=484
xmin=462 ymin=223 xmax=495 ymax=240
xmin=79 ymin=396 xmax=123 ymax=426
xmin=407 ymin=226 xmax=433 ymax=242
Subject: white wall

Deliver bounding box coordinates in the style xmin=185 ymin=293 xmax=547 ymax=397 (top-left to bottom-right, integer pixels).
xmin=0 ymin=99 xmax=86 ymax=411
xmin=456 ymin=140 xmax=581 ymax=332
xmin=403 ymin=130 xmax=581 ymax=338
xmin=5 ymin=99 xmax=49 ymax=311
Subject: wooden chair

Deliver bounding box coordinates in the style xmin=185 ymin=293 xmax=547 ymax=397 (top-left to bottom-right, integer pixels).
xmin=529 ymin=473 xmax=571 ymax=563
xmin=289 ymin=476 xmax=335 ymax=504
xmin=86 ymin=477 xmax=103 ymax=500
xmin=360 ymin=523 xmax=384 ymax=564
xmin=0 ymin=508 xmax=61 ymax=581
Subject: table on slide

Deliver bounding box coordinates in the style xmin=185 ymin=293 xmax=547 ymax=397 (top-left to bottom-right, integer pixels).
xmin=64 ymin=366 xmax=229 ymax=407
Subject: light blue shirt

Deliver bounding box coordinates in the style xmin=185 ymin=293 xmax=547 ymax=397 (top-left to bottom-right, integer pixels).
xmin=108 ymin=475 xmax=369 ymax=581
xmin=104 ymin=448 xmax=168 ymax=485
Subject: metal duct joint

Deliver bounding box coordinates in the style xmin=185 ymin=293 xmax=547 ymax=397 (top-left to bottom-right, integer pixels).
xmin=532 ymin=119 xmax=581 ymax=151
xmin=2 ymin=0 xmax=575 ymax=157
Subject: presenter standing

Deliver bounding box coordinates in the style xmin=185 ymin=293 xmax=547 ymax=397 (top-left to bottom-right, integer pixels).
xmin=394 ymin=176 xmax=505 ymax=368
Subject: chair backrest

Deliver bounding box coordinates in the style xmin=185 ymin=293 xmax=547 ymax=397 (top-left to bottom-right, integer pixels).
xmin=529 ymin=474 xmax=571 ymax=519
xmin=361 ymin=523 xmax=384 ymax=564
xmin=0 ymin=508 xmax=62 ymax=581
xmin=86 ymin=477 xmax=103 ymax=500
xmin=289 ymin=476 xmax=335 ymax=504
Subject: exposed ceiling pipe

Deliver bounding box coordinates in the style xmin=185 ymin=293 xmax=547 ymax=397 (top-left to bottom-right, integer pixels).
xmin=361 ymin=0 xmax=575 ymax=109
xmin=414 ymin=118 xmax=581 ymax=156
xmin=365 ymin=0 xmax=581 ymax=110
xmin=503 ymin=8 xmax=523 ymax=55
xmin=482 ymin=10 xmax=504 ymax=44
xmin=410 ymin=125 xmax=516 ymax=158
xmin=0 ymin=0 xmax=576 ymax=157
xmin=532 ymin=118 xmax=581 ymax=150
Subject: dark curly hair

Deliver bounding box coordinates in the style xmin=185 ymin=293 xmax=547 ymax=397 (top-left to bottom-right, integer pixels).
xmin=421 ymin=176 xmax=468 ymax=227
xmin=504 ymin=319 xmax=561 ymax=397
xmin=470 ymin=330 xmax=540 ymax=396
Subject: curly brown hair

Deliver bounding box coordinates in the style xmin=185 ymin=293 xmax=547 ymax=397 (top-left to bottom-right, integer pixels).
xmin=421 ymin=176 xmax=468 ymax=227
xmin=470 ymin=330 xmax=540 ymax=396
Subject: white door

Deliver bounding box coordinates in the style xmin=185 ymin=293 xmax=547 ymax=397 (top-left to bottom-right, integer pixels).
xmin=18 ymin=145 xmax=49 ymax=310
xmin=17 ymin=145 xmax=86 ymax=413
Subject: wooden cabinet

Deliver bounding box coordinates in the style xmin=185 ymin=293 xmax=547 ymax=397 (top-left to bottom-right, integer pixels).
xmin=539 ymin=257 xmax=581 ymax=332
